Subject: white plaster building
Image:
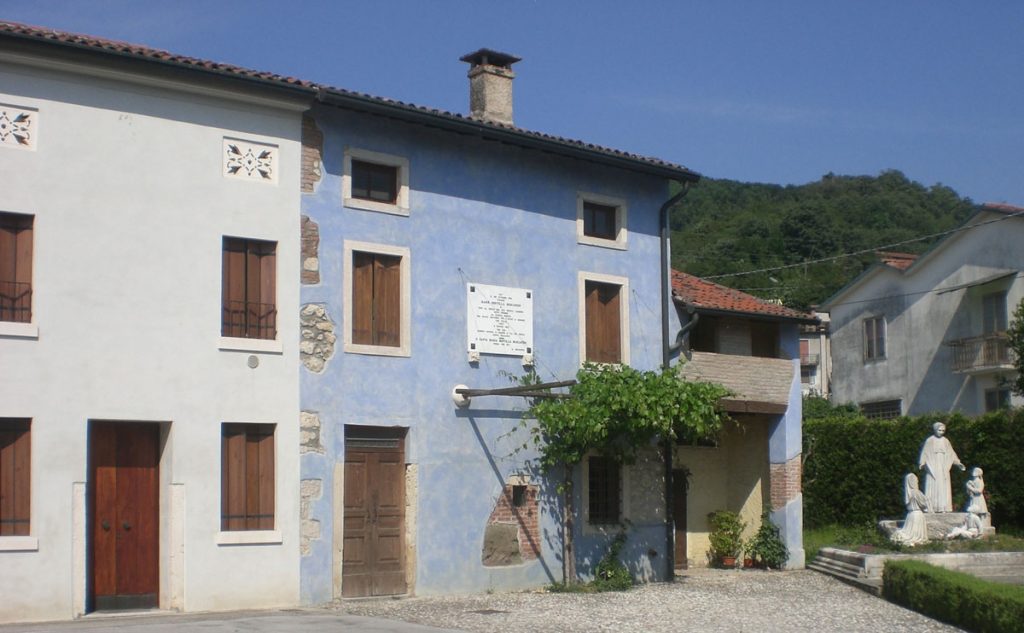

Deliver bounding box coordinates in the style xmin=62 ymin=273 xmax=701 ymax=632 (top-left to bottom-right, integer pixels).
xmin=799 ymin=311 xmax=831 ymax=398
xmin=823 ymin=204 xmax=1024 ymax=417
xmin=0 ymin=24 xmax=310 ymax=621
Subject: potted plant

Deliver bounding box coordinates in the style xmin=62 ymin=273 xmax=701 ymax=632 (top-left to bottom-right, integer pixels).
xmin=708 ymin=510 xmax=745 ymax=568
xmin=744 ymin=509 xmax=789 ymax=569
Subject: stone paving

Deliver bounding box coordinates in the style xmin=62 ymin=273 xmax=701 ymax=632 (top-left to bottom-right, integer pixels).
xmin=338 ymin=569 xmax=964 ymax=633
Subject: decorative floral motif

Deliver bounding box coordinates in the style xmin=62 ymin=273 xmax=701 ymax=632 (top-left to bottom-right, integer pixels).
xmin=0 ymin=106 xmax=34 ymax=149
xmin=223 ymin=139 xmax=277 ymax=182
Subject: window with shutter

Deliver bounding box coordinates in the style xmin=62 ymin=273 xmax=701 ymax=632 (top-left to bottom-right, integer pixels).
xmin=221 ymin=423 xmax=275 ymax=531
xmin=221 ymin=237 xmax=276 ymax=340
xmin=982 ymin=292 xmax=1008 ymax=334
xmin=346 ymin=241 xmax=410 ymax=357
xmin=577 ymin=193 xmax=627 ymax=249
xmin=0 ymin=419 xmax=31 ymax=536
xmin=0 ymin=212 xmax=33 ymax=324
xmin=585 ymin=280 xmax=622 ymax=363
xmin=863 ymin=316 xmax=886 ymax=361
xmin=343 ymin=148 xmax=410 ymax=216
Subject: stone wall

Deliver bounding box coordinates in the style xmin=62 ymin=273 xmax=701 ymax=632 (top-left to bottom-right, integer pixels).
xmin=300 ymin=304 xmax=335 ymax=372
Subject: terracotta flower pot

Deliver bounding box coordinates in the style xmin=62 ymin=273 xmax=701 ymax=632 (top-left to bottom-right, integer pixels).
xmin=720 ymin=555 xmax=737 ymax=568
xmin=743 ymin=558 xmax=756 ymax=568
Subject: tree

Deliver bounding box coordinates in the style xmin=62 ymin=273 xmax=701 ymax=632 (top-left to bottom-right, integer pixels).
xmin=524 ymin=363 xmax=730 ymax=583
xmin=1008 ymin=297 xmax=1024 ymax=397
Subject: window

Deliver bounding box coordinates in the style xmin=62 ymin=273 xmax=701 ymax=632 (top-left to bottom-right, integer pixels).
xmin=985 ymin=388 xmax=1011 ymax=412
xmin=221 ymin=237 xmax=276 ymax=340
xmin=863 ymin=316 xmax=886 ymax=361
xmin=801 ymin=366 xmax=813 ymax=385
xmin=344 ymin=241 xmax=411 ymax=356
xmin=982 ymin=291 xmax=1008 ymax=334
xmin=577 ymin=193 xmax=627 ymax=249
xmin=221 ymin=423 xmax=275 ymax=531
xmin=579 ymin=272 xmax=629 ymax=364
xmin=860 ymin=399 xmax=902 ymax=420
xmin=689 ymin=315 xmax=718 ymax=352
xmin=0 ymin=212 xmax=33 ymax=324
xmin=751 ymin=321 xmax=779 ymax=358
xmin=343 ymin=148 xmax=410 ymax=215
xmin=587 ymin=456 xmax=620 ymax=525
xmin=0 ymin=419 xmax=31 ymax=536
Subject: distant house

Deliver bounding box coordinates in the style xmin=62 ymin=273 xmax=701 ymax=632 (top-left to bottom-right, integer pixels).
xmin=671 ymin=271 xmax=816 ymax=569
xmin=822 ymin=204 xmax=1024 ymax=417
xmin=798 ymin=311 xmax=831 ymax=398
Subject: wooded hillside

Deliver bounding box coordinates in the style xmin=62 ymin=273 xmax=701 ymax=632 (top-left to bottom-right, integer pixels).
xmin=670 ymin=170 xmax=976 ymax=310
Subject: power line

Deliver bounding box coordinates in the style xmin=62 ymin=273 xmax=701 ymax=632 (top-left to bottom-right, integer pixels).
xmin=701 ymin=209 xmax=1024 ymax=280
xmin=823 ymin=272 xmax=1023 ymax=310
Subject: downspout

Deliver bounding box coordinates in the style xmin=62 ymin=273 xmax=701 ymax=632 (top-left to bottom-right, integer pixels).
xmin=660 ymin=180 xmax=694 ymax=580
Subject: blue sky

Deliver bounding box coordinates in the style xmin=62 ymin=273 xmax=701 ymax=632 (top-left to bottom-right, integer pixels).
xmin=3 ymin=1 xmax=1022 ymax=204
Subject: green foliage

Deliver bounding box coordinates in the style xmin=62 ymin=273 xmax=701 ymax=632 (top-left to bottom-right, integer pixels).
xmin=744 ymin=510 xmax=789 ymax=569
xmin=803 ymin=410 xmax=1024 ymax=530
xmin=671 ymin=172 xmax=975 ymax=310
xmin=803 ymin=396 xmax=859 ymax=421
xmin=883 ymin=560 xmax=1024 ymax=633
xmin=1009 ymin=298 xmax=1024 ymax=397
xmin=526 ymin=363 xmax=731 ymax=473
xmin=592 ymin=531 xmax=632 ymax=591
xmin=708 ymin=510 xmax=746 ymax=563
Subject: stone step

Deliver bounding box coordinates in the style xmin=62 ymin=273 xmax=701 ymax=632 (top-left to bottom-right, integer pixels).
xmin=808 ymin=556 xmax=864 ymax=579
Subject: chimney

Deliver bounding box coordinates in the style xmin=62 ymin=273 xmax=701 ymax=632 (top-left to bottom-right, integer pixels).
xmin=460 ymin=48 xmax=521 ymax=126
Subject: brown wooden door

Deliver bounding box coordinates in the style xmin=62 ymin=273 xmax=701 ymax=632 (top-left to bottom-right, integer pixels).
xmin=672 ymin=469 xmax=688 ymax=570
xmin=342 ymin=428 xmax=406 ymax=597
xmin=90 ymin=422 xmax=160 ymax=611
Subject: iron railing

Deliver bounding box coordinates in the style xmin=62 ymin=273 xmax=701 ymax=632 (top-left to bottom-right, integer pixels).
xmin=222 ymin=300 xmax=277 ymax=340
xmin=948 ymin=334 xmax=1012 ymax=372
xmin=800 ymin=353 xmax=820 ymax=366
xmin=0 ymin=280 xmax=32 ymax=323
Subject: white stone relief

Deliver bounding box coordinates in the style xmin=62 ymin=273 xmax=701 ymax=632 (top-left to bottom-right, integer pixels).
xmin=223 ymin=138 xmax=277 ymax=183
xmin=0 ymin=104 xmax=36 ymax=150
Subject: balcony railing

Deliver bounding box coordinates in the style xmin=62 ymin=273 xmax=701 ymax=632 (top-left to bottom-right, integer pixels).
xmin=948 ymin=334 xmax=1013 ymax=373
xmin=222 ymin=300 xmax=277 ymax=340
xmin=0 ymin=280 xmax=32 ymax=323
xmin=800 ymin=353 xmax=820 ymax=366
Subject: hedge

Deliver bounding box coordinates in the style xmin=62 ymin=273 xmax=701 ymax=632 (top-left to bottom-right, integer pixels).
xmin=883 ymin=560 xmax=1024 ymax=633
xmin=803 ymin=408 xmax=1024 ymax=530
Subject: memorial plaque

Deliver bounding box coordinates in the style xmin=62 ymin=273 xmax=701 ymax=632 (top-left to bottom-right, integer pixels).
xmin=467 ymin=283 xmax=533 ymax=356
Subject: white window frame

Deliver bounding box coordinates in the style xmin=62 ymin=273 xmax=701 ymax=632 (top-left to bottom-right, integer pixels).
xmin=343 ymin=240 xmax=411 ymax=357
xmin=342 ymin=147 xmax=410 ymax=216
xmin=863 ymin=315 xmax=886 ymax=362
xmin=578 ymin=271 xmax=630 ymax=366
xmin=576 ymin=192 xmax=627 ymax=250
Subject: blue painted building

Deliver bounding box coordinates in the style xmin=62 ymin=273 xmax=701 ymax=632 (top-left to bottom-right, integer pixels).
xmin=297 ymin=51 xmax=704 ymax=601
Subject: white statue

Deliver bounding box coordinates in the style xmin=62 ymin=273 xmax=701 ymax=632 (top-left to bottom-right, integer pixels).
xmin=918 ymin=422 xmax=965 ymax=512
xmin=891 ymin=473 xmax=931 ymax=546
xmin=965 ymin=467 xmax=988 ymax=516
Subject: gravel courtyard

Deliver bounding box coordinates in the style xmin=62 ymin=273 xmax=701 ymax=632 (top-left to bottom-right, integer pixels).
xmin=338 ymin=569 xmax=962 ymax=633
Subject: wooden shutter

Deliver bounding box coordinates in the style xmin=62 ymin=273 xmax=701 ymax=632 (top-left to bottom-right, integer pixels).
xmin=0 ymin=420 xmax=31 ymax=536
xmin=254 ymin=430 xmax=275 ymax=530
xmin=374 ymin=255 xmax=401 ymax=347
xmin=352 ymin=252 xmax=375 ymax=345
xmin=222 ymin=239 xmax=247 ymax=338
xmin=257 ymin=244 xmax=276 ymax=339
xmin=586 ymin=281 xmax=621 ymax=363
xmin=0 ymin=214 xmax=32 ymax=323
xmin=222 ymin=425 xmax=246 ymax=531
xmin=222 ymin=424 xmax=275 ymax=531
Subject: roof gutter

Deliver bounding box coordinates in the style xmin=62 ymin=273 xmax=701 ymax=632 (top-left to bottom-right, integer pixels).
xmin=659 ymin=180 xmax=697 ymax=580
xmin=674 ymin=302 xmax=821 ymax=326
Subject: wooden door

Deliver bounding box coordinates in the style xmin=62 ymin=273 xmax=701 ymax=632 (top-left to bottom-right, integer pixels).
xmin=342 ymin=427 xmax=406 ymax=597
xmin=90 ymin=422 xmax=160 ymax=611
xmin=672 ymin=469 xmax=688 ymax=570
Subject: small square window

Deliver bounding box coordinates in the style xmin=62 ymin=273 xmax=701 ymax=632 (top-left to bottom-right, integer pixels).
xmin=577 ymin=193 xmax=627 ymax=249
xmin=351 ymin=160 xmax=398 ymax=204
xmin=511 ymin=485 xmax=527 ymax=508
xmin=221 ymin=423 xmax=275 ymax=531
xmin=343 ymin=148 xmax=409 ymax=215
xmin=860 ymin=399 xmax=901 ymax=419
xmin=985 ymin=388 xmax=1010 ymax=412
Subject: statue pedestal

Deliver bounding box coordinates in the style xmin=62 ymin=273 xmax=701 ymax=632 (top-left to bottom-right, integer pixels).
xmin=879 ymin=512 xmax=995 ymax=541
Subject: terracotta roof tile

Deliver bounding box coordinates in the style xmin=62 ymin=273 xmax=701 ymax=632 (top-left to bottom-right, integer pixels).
xmin=981 ymin=202 xmax=1024 ymax=215
xmin=875 ymin=251 xmax=918 ymax=270
xmin=0 ymin=20 xmax=696 ymax=178
xmin=671 ymin=270 xmax=815 ymax=321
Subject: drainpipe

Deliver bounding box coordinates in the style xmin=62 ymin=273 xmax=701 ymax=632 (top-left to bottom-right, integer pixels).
xmin=660 ymin=181 xmax=694 ymax=580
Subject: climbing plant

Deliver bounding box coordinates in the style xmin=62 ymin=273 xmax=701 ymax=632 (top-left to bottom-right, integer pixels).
xmin=523 ymin=362 xmax=730 ymax=583
xmin=1008 ymin=298 xmax=1024 ymax=398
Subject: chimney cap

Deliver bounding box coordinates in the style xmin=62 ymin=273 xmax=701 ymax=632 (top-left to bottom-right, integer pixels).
xmin=459 ymin=48 xmax=521 ymax=69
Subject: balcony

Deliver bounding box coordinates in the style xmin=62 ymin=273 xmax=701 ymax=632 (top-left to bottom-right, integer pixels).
xmin=0 ymin=280 xmax=32 ymax=323
xmin=947 ymin=334 xmax=1014 ymax=374
xmin=222 ymin=300 xmax=277 ymax=340
xmin=800 ymin=353 xmax=820 ymax=366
